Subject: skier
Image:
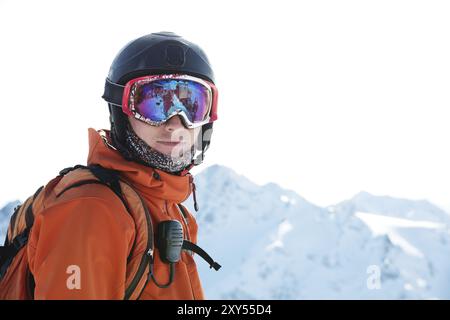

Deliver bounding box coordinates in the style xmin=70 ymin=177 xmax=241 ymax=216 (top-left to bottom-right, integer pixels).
xmin=0 ymin=31 xmax=220 ymax=299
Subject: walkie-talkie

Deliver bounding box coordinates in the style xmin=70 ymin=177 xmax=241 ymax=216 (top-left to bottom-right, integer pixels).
xmin=157 ymin=220 xmax=184 ymax=264
xmin=151 ymin=220 xmax=221 ymax=288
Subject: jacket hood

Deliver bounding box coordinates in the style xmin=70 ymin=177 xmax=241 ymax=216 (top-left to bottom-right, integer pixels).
xmin=86 ymin=128 xmax=193 ymax=203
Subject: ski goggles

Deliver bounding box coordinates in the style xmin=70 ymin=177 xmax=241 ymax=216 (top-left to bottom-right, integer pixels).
xmin=103 ymin=74 xmax=218 ymax=128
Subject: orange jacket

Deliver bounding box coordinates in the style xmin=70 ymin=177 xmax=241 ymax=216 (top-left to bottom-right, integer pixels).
xmin=26 ymin=128 xmax=205 ymax=300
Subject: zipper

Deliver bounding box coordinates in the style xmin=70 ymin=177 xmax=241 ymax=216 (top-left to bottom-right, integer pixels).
xmin=164 ymin=200 xmax=170 ymax=216
xmin=177 ymin=204 xmax=191 ymax=241
xmin=178 ymin=204 xmax=189 ymax=228
xmin=176 ymin=203 xmax=197 ymax=299
xmin=176 ymin=204 xmax=195 ymax=257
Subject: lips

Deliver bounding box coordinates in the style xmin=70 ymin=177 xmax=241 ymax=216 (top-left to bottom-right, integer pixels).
xmin=157 ymin=140 xmax=183 ymax=146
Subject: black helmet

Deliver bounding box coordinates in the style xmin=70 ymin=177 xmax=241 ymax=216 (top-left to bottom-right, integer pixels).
xmin=102 ymin=31 xmax=216 ymax=169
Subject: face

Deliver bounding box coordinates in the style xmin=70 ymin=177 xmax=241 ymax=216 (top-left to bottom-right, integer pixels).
xmin=128 ymin=115 xmax=201 ymax=158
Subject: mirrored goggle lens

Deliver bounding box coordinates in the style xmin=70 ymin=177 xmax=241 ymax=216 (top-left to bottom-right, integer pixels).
xmin=129 ymin=78 xmax=212 ymax=125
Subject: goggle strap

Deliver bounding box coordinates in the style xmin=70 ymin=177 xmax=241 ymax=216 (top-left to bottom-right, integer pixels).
xmin=102 ymin=78 xmax=125 ymax=107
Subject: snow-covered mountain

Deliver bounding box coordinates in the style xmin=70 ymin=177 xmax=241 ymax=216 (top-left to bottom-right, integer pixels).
xmin=0 ymin=200 xmax=20 ymax=243
xmin=1 ymin=165 xmax=449 ymax=299
xmin=182 ymin=165 xmax=450 ymax=300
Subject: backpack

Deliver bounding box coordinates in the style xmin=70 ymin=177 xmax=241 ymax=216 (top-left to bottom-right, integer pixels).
xmin=0 ymin=164 xmax=193 ymax=300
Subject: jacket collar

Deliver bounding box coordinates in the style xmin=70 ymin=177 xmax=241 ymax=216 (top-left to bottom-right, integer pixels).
xmin=86 ymin=128 xmax=193 ymax=203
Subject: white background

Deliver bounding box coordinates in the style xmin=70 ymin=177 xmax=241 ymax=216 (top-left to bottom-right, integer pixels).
xmin=0 ymin=0 xmax=449 ymax=211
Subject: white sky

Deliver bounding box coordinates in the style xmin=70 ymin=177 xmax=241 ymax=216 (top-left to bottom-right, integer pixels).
xmin=0 ymin=0 xmax=449 ymax=212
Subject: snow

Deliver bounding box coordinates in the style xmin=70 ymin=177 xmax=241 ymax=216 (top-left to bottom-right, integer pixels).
xmin=266 ymin=219 xmax=294 ymax=251
xmin=355 ymin=211 xmax=447 ymax=258
xmin=280 ymin=195 xmax=296 ymax=205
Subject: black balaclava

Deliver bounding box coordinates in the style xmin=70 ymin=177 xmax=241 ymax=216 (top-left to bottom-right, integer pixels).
xmin=123 ymin=120 xmax=196 ymax=174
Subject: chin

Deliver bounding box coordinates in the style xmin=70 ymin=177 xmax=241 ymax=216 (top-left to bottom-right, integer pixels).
xmin=156 ymin=146 xmax=180 ymax=156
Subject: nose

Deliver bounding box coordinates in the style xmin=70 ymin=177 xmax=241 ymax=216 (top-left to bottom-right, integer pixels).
xmin=164 ymin=114 xmax=186 ymax=131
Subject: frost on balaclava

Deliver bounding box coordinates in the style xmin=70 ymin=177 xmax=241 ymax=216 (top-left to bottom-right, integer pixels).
xmin=124 ymin=120 xmax=196 ymax=174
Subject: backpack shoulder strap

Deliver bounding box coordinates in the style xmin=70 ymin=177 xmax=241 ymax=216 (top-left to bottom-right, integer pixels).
xmin=54 ymin=164 xmax=154 ymax=300
xmin=56 ymin=164 xmax=132 ymax=214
